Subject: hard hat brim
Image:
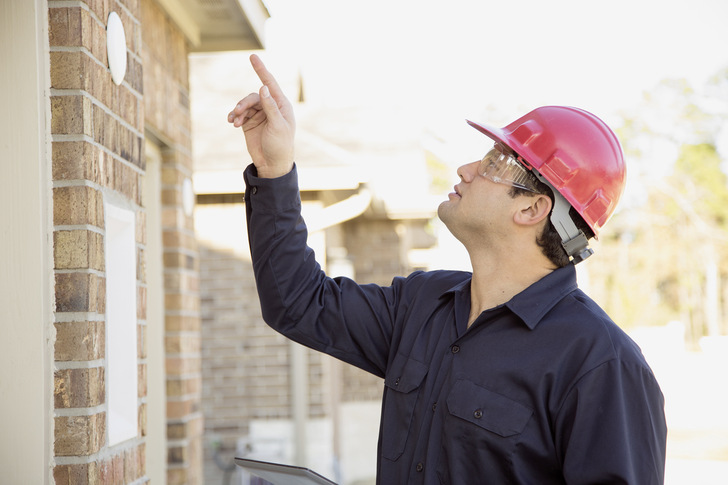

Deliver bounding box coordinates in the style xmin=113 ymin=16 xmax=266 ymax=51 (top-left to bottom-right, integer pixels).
xmin=466 ymin=119 xmax=512 ymax=151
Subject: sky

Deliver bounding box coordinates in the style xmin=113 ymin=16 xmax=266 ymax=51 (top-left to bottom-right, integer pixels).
xmin=261 ymin=0 xmax=728 ymax=127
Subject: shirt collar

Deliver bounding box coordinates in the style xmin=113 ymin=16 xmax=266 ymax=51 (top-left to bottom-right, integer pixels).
xmin=442 ymin=265 xmax=579 ymax=330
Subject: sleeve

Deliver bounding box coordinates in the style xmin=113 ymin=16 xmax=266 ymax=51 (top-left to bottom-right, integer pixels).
xmin=243 ymin=163 xmax=399 ymax=378
xmin=555 ymin=359 xmax=667 ymax=484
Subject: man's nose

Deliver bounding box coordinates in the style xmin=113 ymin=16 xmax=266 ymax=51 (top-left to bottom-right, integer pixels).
xmin=457 ymin=160 xmax=480 ymax=182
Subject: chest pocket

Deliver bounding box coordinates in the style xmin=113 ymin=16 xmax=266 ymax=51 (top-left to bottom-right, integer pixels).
xmin=381 ymin=353 xmax=428 ymax=461
xmin=446 ymin=379 xmax=532 ymax=438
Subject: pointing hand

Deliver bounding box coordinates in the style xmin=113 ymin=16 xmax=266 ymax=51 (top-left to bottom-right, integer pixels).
xmin=228 ymin=54 xmax=296 ymax=179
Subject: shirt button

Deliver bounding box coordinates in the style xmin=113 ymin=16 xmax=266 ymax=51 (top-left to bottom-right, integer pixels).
xmin=451 ymin=345 xmax=460 ymax=354
xmin=416 ymin=462 xmax=424 ymax=472
xmin=394 ymin=377 xmax=400 ymax=386
xmin=474 ymin=409 xmax=483 ymax=419
xmin=432 ymin=402 xmax=437 ymax=411
xmin=251 ymin=186 xmax=258 ymax=195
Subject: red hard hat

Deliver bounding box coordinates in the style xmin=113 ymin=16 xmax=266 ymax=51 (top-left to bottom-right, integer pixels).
xmin=467 ymin=106 xmax=626 ymax=237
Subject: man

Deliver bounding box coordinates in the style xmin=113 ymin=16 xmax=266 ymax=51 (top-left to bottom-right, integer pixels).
xmin=228 ymin=54 xmax=667 ymax=484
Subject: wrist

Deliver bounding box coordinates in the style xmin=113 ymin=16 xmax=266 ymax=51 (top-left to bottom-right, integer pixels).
xmin=256 ymin=162 xmax=294 ymax=179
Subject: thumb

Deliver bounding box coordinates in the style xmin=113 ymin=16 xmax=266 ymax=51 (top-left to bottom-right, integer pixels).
xmin=258 ymin=85 xmax=284 ymax=126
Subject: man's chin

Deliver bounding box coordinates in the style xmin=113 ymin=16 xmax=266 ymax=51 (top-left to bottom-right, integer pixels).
xmin=436 ymin=201 xmax=448 ymax=222
xmin=436 ymin=202 xmax=455 ymax=230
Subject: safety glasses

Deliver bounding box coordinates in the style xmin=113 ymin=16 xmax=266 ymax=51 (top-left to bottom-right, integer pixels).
xmin=478 ymin=145 xmax=540 ymax=193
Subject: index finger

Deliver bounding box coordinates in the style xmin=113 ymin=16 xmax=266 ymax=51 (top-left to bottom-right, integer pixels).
xmin=249 ymin=54 xmax=285 ymax=100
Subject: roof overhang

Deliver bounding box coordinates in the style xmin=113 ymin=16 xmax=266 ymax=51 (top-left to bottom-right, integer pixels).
xmin=156 ymin=0 xmax=269 ymax=52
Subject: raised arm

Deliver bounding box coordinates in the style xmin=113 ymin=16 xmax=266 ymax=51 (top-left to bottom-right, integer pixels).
xmin=227 ymin=54 xmax=295 ymax=179
xmin=231 ymin=56 xmax=396 ymax=376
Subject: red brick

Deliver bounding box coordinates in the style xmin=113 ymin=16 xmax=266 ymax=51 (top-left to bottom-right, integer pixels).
xmin=55 ymin=272 xmax=105 ymax=313
xmin=54 ymin=367 xmax=105 ymax=408
xmin=54 ymin=413 xmax=105 ymax=456
xmin=55 ymin=321 xmax=105 ymax=361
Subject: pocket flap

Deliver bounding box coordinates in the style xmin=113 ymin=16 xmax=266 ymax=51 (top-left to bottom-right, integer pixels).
xmin=384 ymin=353 xmax=428 ymax=393
xmin=446 ymin=379 xmax=532 ymax=437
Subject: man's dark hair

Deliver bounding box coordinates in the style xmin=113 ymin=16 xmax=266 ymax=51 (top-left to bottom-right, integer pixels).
xmin=508 ymin=180 xmax=594 ymax=268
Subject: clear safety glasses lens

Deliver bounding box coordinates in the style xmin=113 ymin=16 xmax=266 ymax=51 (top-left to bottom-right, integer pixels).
xmin=478 ymin=146 xmax=539 ymax=193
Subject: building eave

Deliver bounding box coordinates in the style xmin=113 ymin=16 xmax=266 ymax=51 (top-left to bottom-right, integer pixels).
xmin=156 ymin=0 xmax=269 ymax=52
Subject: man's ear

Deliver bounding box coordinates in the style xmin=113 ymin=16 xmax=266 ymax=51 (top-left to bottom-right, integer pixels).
xmin=513 ymin=194 xmax=552 ymax=227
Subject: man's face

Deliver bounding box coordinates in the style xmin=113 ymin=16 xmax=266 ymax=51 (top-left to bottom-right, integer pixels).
xmin=437 ymin=158 xmax=522 ymax=245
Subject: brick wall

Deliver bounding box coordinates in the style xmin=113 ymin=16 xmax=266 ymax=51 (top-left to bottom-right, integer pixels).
xmin=49 ymin=0 xmax=202 ymax=483
xmin=196 ymin=202 xmax=326 ymax=483
xmin=199 ymin=243 xmax=328 ymax=420
xmin=49 ymin=0 xmax=147 ymax=482
xmin=141 ymin=0 xmax=203 ymax=483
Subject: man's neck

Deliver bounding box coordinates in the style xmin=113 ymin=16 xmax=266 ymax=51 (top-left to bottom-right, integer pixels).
xmin=467 ymin=251 xmax=556 ymax=328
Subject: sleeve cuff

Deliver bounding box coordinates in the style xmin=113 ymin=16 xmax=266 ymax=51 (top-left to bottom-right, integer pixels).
xmin=243 ymin=163 xmax=301 ymax=212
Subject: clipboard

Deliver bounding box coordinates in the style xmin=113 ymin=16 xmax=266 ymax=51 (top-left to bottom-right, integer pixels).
xmin=234 ymin=457 xmax=339 ymax=485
